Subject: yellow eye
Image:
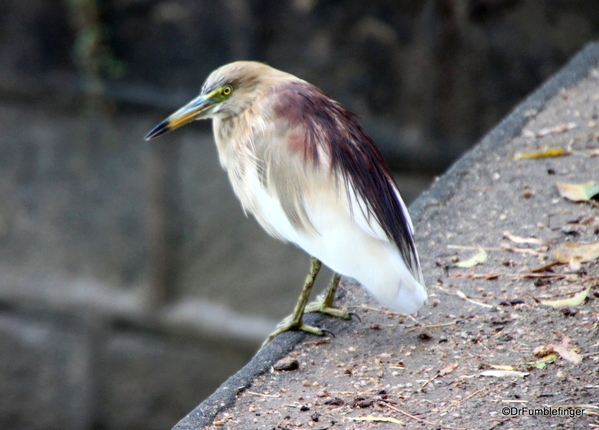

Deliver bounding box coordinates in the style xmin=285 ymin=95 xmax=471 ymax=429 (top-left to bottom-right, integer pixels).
xmin=222 ymin=85 xmax=232 ymax=96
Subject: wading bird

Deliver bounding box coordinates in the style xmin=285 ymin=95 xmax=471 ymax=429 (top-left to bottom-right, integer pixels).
xmin=145 ymin=62 xmax=426 ymax=344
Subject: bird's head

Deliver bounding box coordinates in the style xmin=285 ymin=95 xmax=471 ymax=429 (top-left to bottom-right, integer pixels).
xmin=145 ymin=61 xmax=293 ymax=140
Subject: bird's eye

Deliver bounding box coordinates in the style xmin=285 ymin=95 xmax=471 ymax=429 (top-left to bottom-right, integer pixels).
xmin=222 ymin=85 xmax=233 ymax=96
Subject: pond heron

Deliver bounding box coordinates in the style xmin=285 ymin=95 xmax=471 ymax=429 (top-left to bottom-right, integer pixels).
xmin=145 ymin=61 xmax=426 ymax=345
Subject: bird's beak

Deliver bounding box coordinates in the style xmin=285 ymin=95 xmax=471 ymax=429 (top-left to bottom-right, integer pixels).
xmin=144 ymin=92 xmax=218 ymax=140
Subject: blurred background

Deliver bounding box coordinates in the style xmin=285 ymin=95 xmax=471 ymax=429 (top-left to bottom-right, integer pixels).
xmin=0 ymin=0 xmax=598 ymax=429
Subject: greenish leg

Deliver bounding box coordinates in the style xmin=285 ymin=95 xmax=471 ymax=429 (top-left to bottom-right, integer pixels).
xmin=263 ymin=257 xmax=324 ymax=346
xmin=304 ymin=272 xmax=350 ymax=319
xmin=263 ymin=259 xmax=351 ymax=347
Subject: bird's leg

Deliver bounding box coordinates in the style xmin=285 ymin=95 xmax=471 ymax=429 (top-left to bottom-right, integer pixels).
xmin=304 ymin=272 xmax=350 ymax=319
xmin=263 ymin=257 xmax=326 ymax=345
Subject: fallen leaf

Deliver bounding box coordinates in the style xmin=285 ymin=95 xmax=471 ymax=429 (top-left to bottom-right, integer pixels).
xmin=553 ymin=345 xmax=582 ymax=365
xmin=479 ymin=370 xmax=529 ymax=378
xmin=533 ymin=344 xmax=555 ymax=357
xmin=481 ymin=364 xmax=516 ymax=371
xmin=532 ymin=335 xmax=582 ymax=365
xmin=514 ymin=148 xmax=570 ymax=159
xmin=557 ymin=181 xmax=599 ymax=202
xmin=551 ymin=241 xmax=599 ymax=266
xmin=540 ymin=286 xmax=591 ymax=308
xmin=455 ymin=248 xmax=488 ymax=268
xmin=527 ymin=353 xmax=559 ymax=369
xmin=439 ymin=362 xmax=459 ymax=375
xmin=349 ymin=415 xmax=403 ymax=424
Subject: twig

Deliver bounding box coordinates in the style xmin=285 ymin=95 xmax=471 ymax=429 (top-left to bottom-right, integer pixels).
xmin=421 ymin=373 xmax=439 ymax=388
xmin=438 ymin=286 xmax=494 ymax=308
xmin=443 ymin=388 xmax=486 ymax=411
xmin=358 ymin=304 xmax=422 ymax=323
xmin=501 ymin=244 xmax=543 ymax=256
xmin=447 ymin=245 xmax=502 ymax=251
xmin=449 ymin=271 xmax=584 ymax=280
xmin=448 ymin=272 xmax=503 ymax=280
xmin=503 ymin=231 xmax=548 ymax=246
xmin=405 ymin=320 xmax=460 ymax=331
xmin=382 ymin=402 xmax=467 ymax=430
xmin=246 ymin=390 xmax=280 ymax=398
xmin=488 ymin=418 xmax=513 ymax=430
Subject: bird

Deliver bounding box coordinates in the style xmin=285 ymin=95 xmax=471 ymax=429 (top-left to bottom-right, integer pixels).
xmin=145 ymin=61 xmax=426 ymax=345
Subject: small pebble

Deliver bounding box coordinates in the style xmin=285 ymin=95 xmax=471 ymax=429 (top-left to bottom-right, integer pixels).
xmin=274 ymin=356 xmax=299 ymax=371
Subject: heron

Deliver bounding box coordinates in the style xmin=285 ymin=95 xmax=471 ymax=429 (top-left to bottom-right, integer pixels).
xmin=145 ymin=61 xmax=426 ymax=345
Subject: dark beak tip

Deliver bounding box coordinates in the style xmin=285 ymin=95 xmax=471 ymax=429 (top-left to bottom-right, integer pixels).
xmin=144 ymin=120 xmax=170 ymax=141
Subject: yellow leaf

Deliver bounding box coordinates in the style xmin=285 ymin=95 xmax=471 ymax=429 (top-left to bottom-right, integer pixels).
xmin=540 ymin=286 xmax=591 ymax=308
xmin=455 ymin=248 xmax=488 ymax=268
xmin=551 ymin=241 xmax=599 ymax=264
xmin=482 ymin=364 xmax=516 ymax=371
xmin=527 ymin=353 xmax=559 ymax=369
xmin=514 ymin=148 xmax=570 ymax=159
xmin=480 ymin=370 xmax=529 ymax=378
xmin=557 ymin=181 xmax=599 ymax=201
xmin=350 ymin=415 xmax=403 ymax=424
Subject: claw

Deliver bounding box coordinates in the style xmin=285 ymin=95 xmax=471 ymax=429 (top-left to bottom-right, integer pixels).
xmin=347 ymin=311 xmax=361 ymax=322
xmin=320 ymin=328 xmax=336 ymax=338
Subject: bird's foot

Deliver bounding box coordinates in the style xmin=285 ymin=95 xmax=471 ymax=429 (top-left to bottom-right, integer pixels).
xmin=263 ymin=318 xmax=330 ymax=346
xmin=304 ymin=294 xmax=351 ymax=319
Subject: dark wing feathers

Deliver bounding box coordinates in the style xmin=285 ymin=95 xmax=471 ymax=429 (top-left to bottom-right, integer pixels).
xmin=273 ymin=82 xmax=419 ymax=274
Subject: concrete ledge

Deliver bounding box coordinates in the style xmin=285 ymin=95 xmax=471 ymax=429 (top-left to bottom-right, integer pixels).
xmin=172 ymin=41 xmax=599 ymax=429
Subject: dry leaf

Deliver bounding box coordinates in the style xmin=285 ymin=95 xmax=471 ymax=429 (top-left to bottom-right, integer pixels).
xmin=527 ymin=353 xmax=559 ymax=369
xmin=557 ymin=181 xmax=599 ymax=202
xmin=533 ymin=344 xmax=555 ymax=357
xmin=455 ymin=248 xmax=488 ymax=268
xmin=439 ymin=362 xmax=459 ymax=376
xmin=514 ymin=148 xmax=570 ymax=159
xmin=551 ymin=241 xmax=599 ymax=265
xmin=540 ymin=286 xmax=591 ymax=308
xmin=553 ymin=345 xmax=582 ymax=365
xmin=533 ymin=336 xmax=582 ymax=365
xmin=482 ymin=364 xmax=516 ymax=371
xmin=350 ymin=415 xmax=403 ymax=424
xmin=480 ymin=370 xmax=529 ymax=378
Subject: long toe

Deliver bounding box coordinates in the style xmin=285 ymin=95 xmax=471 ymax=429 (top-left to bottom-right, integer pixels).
xmin=262 ymin=320 xmax=328 ymax=346
xmin=303 ymin=295 xmax=351 ymax=320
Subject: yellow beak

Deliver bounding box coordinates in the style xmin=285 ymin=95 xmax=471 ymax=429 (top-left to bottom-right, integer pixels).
xmin=145 ymin=93 xmax=218 ymax=140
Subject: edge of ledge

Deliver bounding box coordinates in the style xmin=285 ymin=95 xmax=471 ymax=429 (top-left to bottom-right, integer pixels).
xmin=172 ymin=40 xmax=599 ymax=430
